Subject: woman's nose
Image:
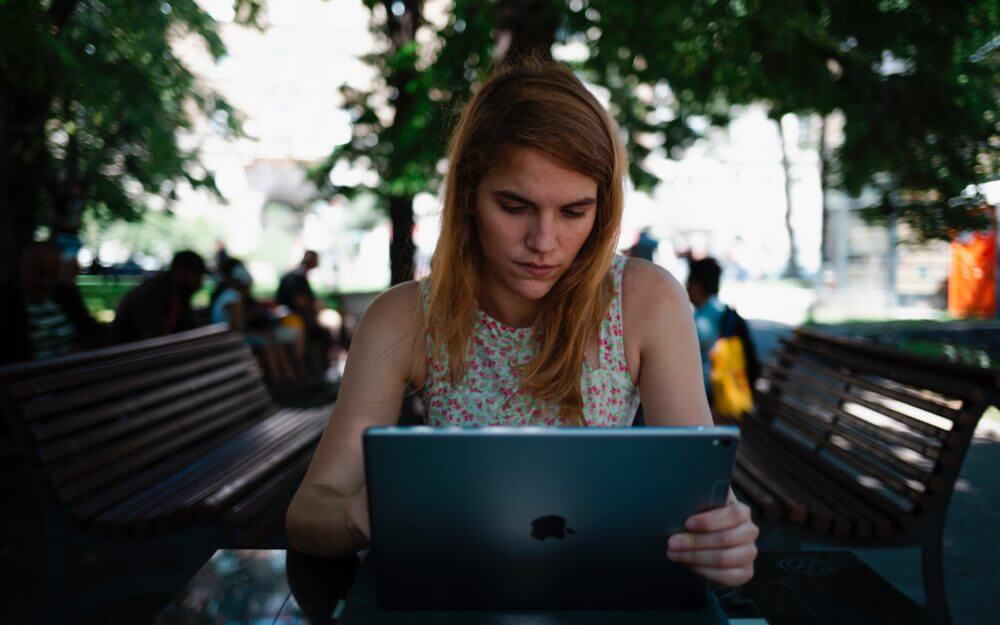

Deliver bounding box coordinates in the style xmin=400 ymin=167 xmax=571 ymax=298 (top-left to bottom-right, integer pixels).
xmin=526 ymin=213 xmax=557 ymax=254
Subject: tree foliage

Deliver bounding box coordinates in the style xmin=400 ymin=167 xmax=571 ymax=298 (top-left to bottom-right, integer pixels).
xmin=0 ymin=0 xmax=263 ymax=277
xmin=317 ymin=0 xmax=998 ymax=283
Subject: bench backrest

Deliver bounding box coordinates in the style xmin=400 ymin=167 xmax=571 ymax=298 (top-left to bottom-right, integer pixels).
xmin=0 ymin=326 xmax=275 ymax=525
xmin=758 ymin=327 xmax=998 ymax=526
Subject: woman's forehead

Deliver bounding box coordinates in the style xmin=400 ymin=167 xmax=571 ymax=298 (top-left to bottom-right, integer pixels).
xmin=484 ymin=147 xmax=597 ymax=201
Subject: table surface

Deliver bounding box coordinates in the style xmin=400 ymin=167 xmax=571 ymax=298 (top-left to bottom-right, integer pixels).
xmin=154 ymin=550 xmax=936 ymax=625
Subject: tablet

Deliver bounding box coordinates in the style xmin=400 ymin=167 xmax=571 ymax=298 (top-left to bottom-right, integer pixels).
xmin=363 ymin=426 xmax=739 ymax=611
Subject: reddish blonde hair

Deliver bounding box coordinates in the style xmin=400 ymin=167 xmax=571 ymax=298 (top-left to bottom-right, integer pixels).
xmin=426 ymin=58 xmax=627 ymax=424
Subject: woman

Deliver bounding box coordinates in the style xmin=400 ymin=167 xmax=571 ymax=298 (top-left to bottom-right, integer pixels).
xmin=286 ymin=59 xmax=758 ymax=587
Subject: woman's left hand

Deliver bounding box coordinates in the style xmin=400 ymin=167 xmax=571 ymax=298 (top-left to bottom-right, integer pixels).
xmin=666 ymin=493 xmax=759 ymax=587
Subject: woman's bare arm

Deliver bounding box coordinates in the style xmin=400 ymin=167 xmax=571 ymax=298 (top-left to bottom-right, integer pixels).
xmin=286 ymin=281 xmax=425 ymax=558
xmin=621 ymin=258 xmax=713 ymax=427
xmin=622 ymin=258 xmax=757 ymax=586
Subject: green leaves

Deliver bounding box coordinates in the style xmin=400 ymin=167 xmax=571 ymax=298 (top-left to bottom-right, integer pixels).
xmin=1 ymin=0 xmax=264 ymax=235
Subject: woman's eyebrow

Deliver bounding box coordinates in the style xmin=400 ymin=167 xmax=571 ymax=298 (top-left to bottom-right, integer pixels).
xmin=494 ymin=190 xmax=597 ymax=209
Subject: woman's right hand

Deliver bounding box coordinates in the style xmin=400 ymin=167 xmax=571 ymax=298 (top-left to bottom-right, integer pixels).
xmin=345 ymin=486 xmax=371 ymax=545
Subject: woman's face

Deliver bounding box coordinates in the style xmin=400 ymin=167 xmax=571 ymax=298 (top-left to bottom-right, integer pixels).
xmin=474 ymin=147 xmax=598 ymax=306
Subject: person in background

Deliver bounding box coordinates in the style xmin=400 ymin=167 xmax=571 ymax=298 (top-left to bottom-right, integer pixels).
xmin=685 ymin=256 xmax=759 ymax=404
xmin=626 ymin=227 xmax=659 ymax=261
xmin=277 ymin=250 xmax=334 ymax=378
xmin=1 ymin=241 xmax=105 ymax=364
xmin=111 ymin=250 xmax=207 ymax=343
xmin=213 ymin=240 xmax=231 ymax=282
xmin=212 ymin=258 xmax=307 ymax=388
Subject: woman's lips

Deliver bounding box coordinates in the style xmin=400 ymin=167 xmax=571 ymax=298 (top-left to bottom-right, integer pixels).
xmin=516 ymin=262 xmax=557 ymax=278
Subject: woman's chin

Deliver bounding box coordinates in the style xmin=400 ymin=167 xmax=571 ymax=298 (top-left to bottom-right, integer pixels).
xmin=510 ymin=278 xmax=556 ymax=301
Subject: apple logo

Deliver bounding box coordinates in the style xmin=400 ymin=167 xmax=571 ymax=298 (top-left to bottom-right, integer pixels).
xmin=531 ymin=515 xmax=576 ymax=540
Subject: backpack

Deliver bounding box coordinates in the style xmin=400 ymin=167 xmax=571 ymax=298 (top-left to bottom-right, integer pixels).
xmin=708 ymin=306 xmax=760 ymax=419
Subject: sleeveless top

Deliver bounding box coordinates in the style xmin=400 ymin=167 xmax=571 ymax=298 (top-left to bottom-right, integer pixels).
xmin=420 ymin=255 xmax=640 ymax=427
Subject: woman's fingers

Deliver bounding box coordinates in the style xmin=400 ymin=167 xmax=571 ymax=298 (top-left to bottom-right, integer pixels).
xmin=665 ymin=500 xmax=759 ymax=586
xmin=667 ymin=521 xmax=759 ymax=552
xmin=667 ymin=543 xmax=758 ymax=569
xmin=683 ymin=501 xmax=752 ymax=533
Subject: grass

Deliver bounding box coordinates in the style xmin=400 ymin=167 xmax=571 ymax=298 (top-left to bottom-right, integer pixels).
xmin=807 ymin=318 xmax=1000 ymax=371
xmin=78 ymin=275 xmax=211 ymax=322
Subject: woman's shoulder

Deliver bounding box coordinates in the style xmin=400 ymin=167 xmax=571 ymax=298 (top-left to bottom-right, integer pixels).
xmin=350 ymin=280 xmax=427 ymax=384
xmin=362 ymin=281 xmax=423 ymax=328
xmin=620 ymin=257 xmax=691 ymax=333
xmin=621 ymin=257 xmax=687 ymax=304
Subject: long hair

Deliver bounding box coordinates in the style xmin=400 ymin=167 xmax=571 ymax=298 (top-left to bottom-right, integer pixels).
xmin=426 ymin=58 xmax=628 ymax=425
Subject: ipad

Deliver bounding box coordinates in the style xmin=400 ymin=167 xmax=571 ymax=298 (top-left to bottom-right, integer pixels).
xmin=363 ymin=426 xmax=739 ymax=611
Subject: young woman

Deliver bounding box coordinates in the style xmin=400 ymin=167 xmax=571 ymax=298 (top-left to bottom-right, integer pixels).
xmin=287 ymin=60 xmax=758 ymax=587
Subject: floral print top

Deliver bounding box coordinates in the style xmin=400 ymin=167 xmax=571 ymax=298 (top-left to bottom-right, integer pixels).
xmin=421 ymin=255 xmax=639 ymax=427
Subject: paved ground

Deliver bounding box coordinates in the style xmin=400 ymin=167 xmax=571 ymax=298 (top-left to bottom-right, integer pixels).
xmin=748 ymin=320 xmax=1000 ymax=625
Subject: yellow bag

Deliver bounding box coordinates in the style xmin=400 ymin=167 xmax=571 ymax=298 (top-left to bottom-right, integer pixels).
xmin=709 ymin=335 xmax=754 ymax=419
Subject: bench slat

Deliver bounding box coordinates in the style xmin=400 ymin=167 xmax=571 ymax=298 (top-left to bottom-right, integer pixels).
xmin=46 ymin=378 xmax=265 ymax=488
xmin=780 ymin=352 xmax=963 ymax=421
xmin=0 ymin=325 xmax=232 ymax=392
xmin=39 ymin=371 xmax=262 ymax=464
xmin=739 ymin=437 xmax=855 ymax=536
xmin=730 ymin=464 xmax=783 ymax=520
xmin=741 ymin=421 xmax=896 ymax=538
xmin=736 ymin=440 xmax=844 ymax=533
xmin=21 ymin=346 xmax=250 ymax=422
xmin=762 ymin=361 xmax=951 ymax=442
xmin=226 ymin=451 xmax=313 ymax=526
xmin=145 ymin=411 xmax=316 ymax=531
xmin=784 ymin=335 xmax=980 ymax=400
xmin=83 ymin=404 xmax=292 ymax=534
xmin=200 ymin=408 xmax=329 ymax=514
xmin=745 ymin=409 xmax=917 ymax=527
xmin=763 ymin=377 xmax=940 ymax=486
xmin=62 ymin=389 xmax=271 ymax=512
xmin=108 ymin=412 xmax=304 ymax=535
xmin=759 ymin=379 xmax=941 ymax=461
xmin=766 ymin=399 xmax=925 ymax=506
xmin=33 ymin=355 xmax=256 ymax=447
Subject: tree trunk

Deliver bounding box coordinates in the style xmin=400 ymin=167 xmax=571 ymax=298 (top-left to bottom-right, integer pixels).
xmin=0 ymin=0 xmax=80 ymax=281
xmin=382 ymin=0 xmax=422 ymax=284
xmin=777 ymin=115 xmax=801 ymax=280
xmin=496 ymin=0 xmax=559 ymax=61
xmin=818 ymin=115 xmax=830 ymax=266
xmin=389 ymin=195 xmax=416 ymax=285
xmin=1 ymin=93 xmax=52 ymax=282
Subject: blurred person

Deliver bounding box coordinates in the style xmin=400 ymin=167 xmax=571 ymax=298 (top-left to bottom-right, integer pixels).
xmin=685 ymin=257 xmax=759 ymax=410
xmin=213 ymin=240 xmax=231 ymax=281
xmin=1 ymin=241 xmax=105 ymax=364
xmin=212 ymin=258 xmax=308 ymax=388
xmin=277 ymin=250 xmax=335 ymax=377
xmin=111 ymin=250 xmax=207 ymax=343
xmin=87 ymin=254 xmax=105 ymax=275
xmin=286 ymin=59 xmax=757 ymax=586
xmin=625 ymin=227 xmax=659 ymax=261
xmin=52 ymin=181 xmax=86 ymax=265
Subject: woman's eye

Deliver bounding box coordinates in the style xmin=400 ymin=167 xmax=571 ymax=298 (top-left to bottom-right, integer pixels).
xmin=561 ymin=209 xmax=586 ymax=219
xmin=500 ymin=204 xmax=529 ymax=213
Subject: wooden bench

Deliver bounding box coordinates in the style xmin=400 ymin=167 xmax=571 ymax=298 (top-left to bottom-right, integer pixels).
xmin=729 ymin=327 xmax=999 ymax=625
xmin=0 ymin=325 xmax=332 ymax=623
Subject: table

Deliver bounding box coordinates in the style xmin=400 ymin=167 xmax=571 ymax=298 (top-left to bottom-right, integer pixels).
xmin=154 ymin=550 xmax=937 ymax=625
